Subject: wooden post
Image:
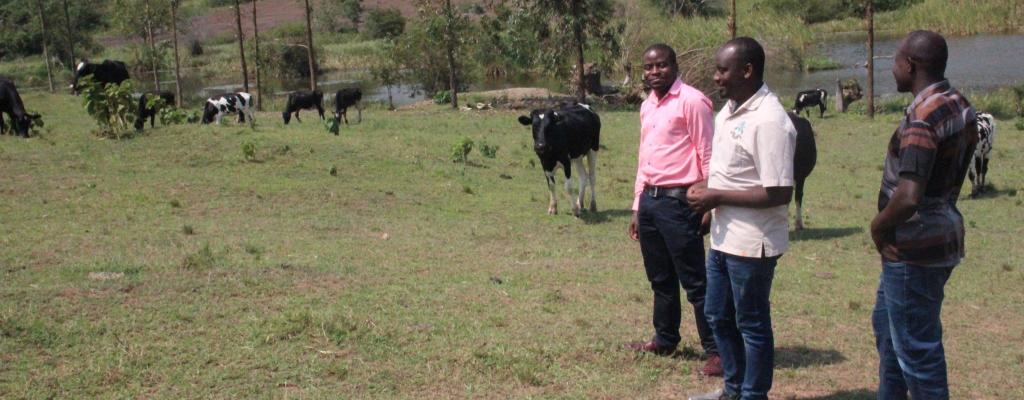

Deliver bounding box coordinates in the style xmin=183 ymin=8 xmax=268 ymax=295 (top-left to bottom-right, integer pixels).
xmin=728 ymin=0 xmax=736 ymax=39
xmin=304 ymin=0 xmax=317 ymax=90
xmin=62 ymin=0 xmax=76 ymax=69
xmin=171 ymin=0 xmax=182 ymax=107
xmin=234 ymin=0 xmax=249 ymax=93
xmin=444 ymin=0 xmax=459 ymax=109
xmin=37 ymin=0 xmax=55 ymax=92
xmin=866 ymin=0 xmax=874 ymax=119
xmin=252 ymin=0 xmax=262 ymax=111
xmin=145 ymin=0 xmax=160 ymax=91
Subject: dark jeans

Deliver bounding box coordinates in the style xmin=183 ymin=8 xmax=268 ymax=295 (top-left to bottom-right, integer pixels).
xmin=637 ymin=193 xmax=717 ymax=355
xmin=704 ymin=249 xmax=778 ymax=400
xmin=872 ymin=261 xmax=954 ymax=400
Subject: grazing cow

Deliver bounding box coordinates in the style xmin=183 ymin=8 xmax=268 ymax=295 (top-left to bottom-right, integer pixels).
xmin=788 ymin=112 xmax=817 ymax=230
xmin=134 ymin=91 xmax=175 ymax=131
xmin=282 ymin=89 xmax=324 ymax=124
xmin=334 ymin=88 xmax=362 ymax=124
xmin=201 ymin=92 xmax=255 ymax=128
xmin=968 ymin=112 xmax=997 ymax=197
xmin=0 ymin=77 xmax=42 ymax=138
xmin=71 ymin=59 xmax=130 ymax=94
xmin=517 ymin=103 xmax=601 ymax=217
xmin=793 ymin=89 xmax=828 ymax=118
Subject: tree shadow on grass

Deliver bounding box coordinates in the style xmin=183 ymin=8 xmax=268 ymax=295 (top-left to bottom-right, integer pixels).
xmin=776 ymin=345 xmax=846 ymax=369
xmin=791 ymin=226 xmax=863 ymax=242
xmin=580 ymin=208 xmax=633 ymax=224
xmin=796 ymin=389 xmax=878 ymax=399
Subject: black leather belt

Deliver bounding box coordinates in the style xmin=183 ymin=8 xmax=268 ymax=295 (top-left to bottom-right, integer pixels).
xmin=643 ymin=184 xmax=689 ymax=200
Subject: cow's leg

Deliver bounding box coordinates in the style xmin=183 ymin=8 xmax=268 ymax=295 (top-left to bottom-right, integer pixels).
xmin=296 ymin=109 xmax=304 ymax=123
xmin=357 ymin=104 xmax=362 ymax=123
xmin=968 ymin=156 xmax=980 ymax=197
xmin=544 ymin=169 xmax=558 ymax=215
xmin=794 ymin=178 xmax=806 ymax=230
xmin=317 ymin=104 xmax=325 ymax=120
xmin=561 ymin=160 xmax=579 ymax=217
xmin=0 ymin=113 xmax=6 ymax=135
xmin=215 ymin=114 xmax=223 ymax=125
xmin=586 ymin=150 xmax=597 ymax=212
xmin=342 ymin=110 xmax=350 ymax=125
xmin=981 ymin=156 xmax=990 ymax=192
xmin=246 ymin=109 xmax=255 ymax=129
xmin=819 ymin=103 xmax=825 ymax=118
xmin=572 ymin=157 xmax=587 ymax=215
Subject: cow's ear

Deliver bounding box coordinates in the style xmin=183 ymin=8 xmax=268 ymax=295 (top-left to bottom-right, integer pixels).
xmin=517 ymin=116 xmax=532 ymax=126
xmin=551 ymin=112 xmax=562 ymax=122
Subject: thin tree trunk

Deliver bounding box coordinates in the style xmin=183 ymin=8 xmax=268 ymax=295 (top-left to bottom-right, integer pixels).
xmin=171 ymin=0 xmax=182 ymax=107
xmin=62 ymin=0 xmax=75 ymax=69
xmin=572 ymin=0 xmax=585 ymax=103
xmin=444 ymin=0 xmax=458 ymax=109
xmin=252 ymin=0 xmax=262 ymax=111
xmin=304 ymin=0 xmax=316 ymax=90
xmin=234 ymin=0 xmax=249 ymax=93
xmin=37 ymin=0 xmax=55 ymax=92
xmin=728 ymin=0 xmax=736 ymax=39
xmin=866 ymin=0 xmax=874 ymax=119
xmin=145 ymin=0 xmax=160 ymax=91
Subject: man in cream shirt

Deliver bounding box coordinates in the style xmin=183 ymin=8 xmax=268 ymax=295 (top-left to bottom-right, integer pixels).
xmin=686 ymin=37 xmax=796 ymax=400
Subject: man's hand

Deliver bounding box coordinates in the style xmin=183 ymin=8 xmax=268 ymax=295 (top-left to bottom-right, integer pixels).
xmin=699 ymin=212 xmax=711 ymax=236
xmin=629 ymin=211 xmax=640 ymax=241
xmin=686 ymin=181 xmax=716 ymax=214
xmin=870 ymin=218 xmax=899 ymax=261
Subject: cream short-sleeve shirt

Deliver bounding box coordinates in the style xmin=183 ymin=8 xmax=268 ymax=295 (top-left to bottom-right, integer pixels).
xmin=708 ymin=85 xmax=796 ymax=258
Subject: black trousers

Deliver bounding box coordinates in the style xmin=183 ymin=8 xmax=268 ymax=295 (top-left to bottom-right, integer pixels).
xmin=637 ymin=192 xmax=717 ymax=354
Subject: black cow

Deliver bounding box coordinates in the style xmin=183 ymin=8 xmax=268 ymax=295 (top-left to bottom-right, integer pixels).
xmin=201 ymin=92 xmax=255 ymax=128
xmin=793 ymin=88 xmax=828 ymax=118
xmin=968 ymin=112 xmax=996 ymax=197
xmin=71 ymin=59 xmax=130 ymax=94
xmin=134 ymin=91 xmax=175 ymax=131
xmin=0 ymin=77 xmax=41 ymax=138
xmin=282 ymin=89 xmax=324 ymax=124
xmin=788 ymin=112 xmax=817 ymax=230
xmin=334 ymin=88 xmax=362 ymax=124
xmin=517 ymin=103 xmax=601 ymax=217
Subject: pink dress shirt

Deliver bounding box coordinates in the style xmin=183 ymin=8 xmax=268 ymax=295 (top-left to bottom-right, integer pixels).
xmin=633 ymin=78 xmax=715 ymax=211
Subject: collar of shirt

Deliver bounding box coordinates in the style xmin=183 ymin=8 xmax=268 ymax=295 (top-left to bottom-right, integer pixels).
xmin=905 ymin=80 xmax=951 ymax=114
xmin=645 ymin=78 xmax=684 ymax=107
xmin=723 ymin=84 xmax=772 ymax=118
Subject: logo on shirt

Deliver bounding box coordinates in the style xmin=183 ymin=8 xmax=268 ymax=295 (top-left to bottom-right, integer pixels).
xmin=731 ymin=121 xmax=747 ymax=139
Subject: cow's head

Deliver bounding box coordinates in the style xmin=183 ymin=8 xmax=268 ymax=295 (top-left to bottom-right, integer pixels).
xmin=11 ymin=113 xmax=42 ymax=137
xmin=200 ymin=102 xmax=217 ymax=124
xmin=70 ymin=60 xmax=89 ymax=94
xmin=282 ymin=111 xmax=292 ymax=125
xmin=518 ymin=109 xmax=561 ymax=154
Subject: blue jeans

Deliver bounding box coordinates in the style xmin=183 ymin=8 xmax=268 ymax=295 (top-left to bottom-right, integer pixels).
xmin=704 ymin=249 xmax=777 ymax=400
xmin=872 ymin=261 xmax=954 ymax=400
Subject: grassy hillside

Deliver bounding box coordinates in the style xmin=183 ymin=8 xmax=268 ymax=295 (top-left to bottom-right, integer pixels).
xmin=1 ymin=93 xmax=1023 ymax=398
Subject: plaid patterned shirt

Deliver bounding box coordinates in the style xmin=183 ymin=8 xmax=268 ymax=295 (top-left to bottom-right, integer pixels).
xmin=878 ymin=80 xmax=977 ymax=267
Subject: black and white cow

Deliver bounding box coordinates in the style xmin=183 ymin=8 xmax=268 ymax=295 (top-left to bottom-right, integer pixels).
xmin=788 ymin=112 xmax=817 ymax=230
xmin=71 ymin=59 xmax=130 ymax=94
xmin=968 ymin=112 xmax=997 ymax=198
xmin=201 ymin=92 xmax=255 ymax=128
xmin=334 ymin=88 xmax=362 ymax=125
xmin=517 ymin=103 xmax=600 ymax=217
xmin=793 ymin=88 xmax=828 ymax=119
xmin=0 ymin=76 xmax=42 ymax=138
xmin=282 ymin=89 xmax=324 ymax=124
xmin=134 ymin=91 xmax=175 ymax=131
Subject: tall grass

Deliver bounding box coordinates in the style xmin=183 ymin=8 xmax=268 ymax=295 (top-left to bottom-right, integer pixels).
xmin=815 ymin=0 xmax=1023 ymax=36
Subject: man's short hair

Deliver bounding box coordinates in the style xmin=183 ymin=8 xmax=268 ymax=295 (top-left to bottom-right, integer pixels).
xmin=904 ymin=30 xmax=948 ymax=78
xmin=723 ymin=37 xmax=765 ymax=79
xmin=644 ymin=43 xmax=678 ymax=66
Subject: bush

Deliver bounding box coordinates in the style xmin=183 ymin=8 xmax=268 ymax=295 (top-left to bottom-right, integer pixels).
xmin=364 ymin=8 xmax=405 ymax=39
xmin=242 ymin=141 xmax=257 ymax=161
xmin=479 ymin=142 xmax=499 ymax=159
xmin=78 ymin=77 xmax=137 ymax=139
xmin=1015 ymin=119 xmax=1024 ymax=131
xmin=258 ymin=42 xmax=322 ymax=78
xmin=159 ymin=107 xmax=201 ymax=125
xmin=189 ymin=39 xmax=204 ymax=56
xmin=433 ymin=90 xmax=452 ymax=105
xmin=450 ymin=137 xmax=474 ymax=163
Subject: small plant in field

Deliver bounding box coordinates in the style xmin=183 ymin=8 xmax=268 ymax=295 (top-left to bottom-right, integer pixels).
xmin=479 ymin=142 xmax=499 ymax=159
xmin=181 ymin=243 xmax=216 ymax=270
xmin=1016 ymin=118 xmax=1024 ymax=131
xmin=78 ymin=77 xmax=136 ymax=139
xmin=182 ymin=224 xmax=195 ymax=235
xmin=158 ymin=106 xmax=200 ymax=125
xmin=450 ymin=137 xmax=474 ymax=163
xmin=329 ymin=166 xmax=338 ymax=176
xmin=462 ymin=184 xmax=474 ymax=194
xmin=242 ymin=141 xmax=258 ymax=162
xmin=433 ymin=90 xmax=452 ymax=105
xmin=324 ymin=117 xmax=340 ymax=135
xmin=169 ymin=199 xmax=182 ymax=208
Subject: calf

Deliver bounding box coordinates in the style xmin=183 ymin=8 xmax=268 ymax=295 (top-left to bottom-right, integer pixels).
xmin=201 ymin=92 xmax=255 ymax=128
xmin=968 ymin=112 xmax=997 ymax=197
xmin=134 ymin=91 xmax=175 ymax=131
xmin=334 ymin=88 xmax=362 ymax=124
xmin=0 ymin=77 xmax=42 ymax=138
xmin=282 ymin=89 xmax=324 ymax=124
xmin=517 ymin=103 xmax=600 ymax=217
xmin=71 ymin=59 xmax=130 ymax=94
xmin=788 ymin=112 xmax=817 ymax=230
xmin=793 ymin=88 xmax=828 ymax=118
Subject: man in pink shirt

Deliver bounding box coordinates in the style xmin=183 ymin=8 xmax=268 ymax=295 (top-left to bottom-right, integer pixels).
xmin=626 ymin=43 xmax=720 ymax=377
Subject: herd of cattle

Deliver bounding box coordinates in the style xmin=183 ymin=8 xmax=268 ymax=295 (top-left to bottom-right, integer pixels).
xmin=0 ymin=59 xmax=1002 ymax=218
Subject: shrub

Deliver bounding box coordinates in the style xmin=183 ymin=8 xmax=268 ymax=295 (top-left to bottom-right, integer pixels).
xmin=364 ymin=8 xmax=405 ymax=39
xmin=242 ymin=141 xmax=257 ymax=161
xmin=78 ymin=77 xmax=137 ymax=139
xmin=189 ymin=39 xmax=204 ymax=56
xmin=324 ymin=116 xmax=340 ymax=135
xmin=1016 ymin=119 xmax=1024 ymax=131
xmin=433 ymin=90 xmax=452 ymax=105
xmin=450 ymin=137 xmax=474 ymax=163
xmin=159 ymin=107 xmax=201 ymax=125
xmin=479 ymin=142 xmax=499 ymax=159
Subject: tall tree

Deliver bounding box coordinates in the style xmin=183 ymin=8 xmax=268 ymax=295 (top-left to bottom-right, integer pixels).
xmin=36 ymin=0 xmax=55 ymax=92
xmin=170 ymin=0 xmax=182 ymax=106
xmin=866 ymin=0 xmax=874 ymax=119
xmin=234 ymin=0 xmax=249 ymax=93
xmin=144 ymin=0 xmax=160 ymax=90
xmin=530 ymin=0 xmax=613 ymax=103
xmin=443 ymin=0 xmax=458 ymax=109
xmin=303 ymin=0 xmax=317 ymax=90
xmin=251 ymin=0 xmax=262 ymax=110
xmin=62 ymin=0 xmax=76 ymax=69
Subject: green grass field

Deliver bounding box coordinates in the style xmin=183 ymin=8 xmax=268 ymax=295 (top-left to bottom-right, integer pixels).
xmin=2 ymin=93 xmax=1023 ymax=399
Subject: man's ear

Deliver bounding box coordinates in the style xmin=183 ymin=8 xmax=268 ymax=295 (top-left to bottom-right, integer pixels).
xmin=518 ymin=115 xmax=532 ymax=126
xmin=743 ymin=63 xmax=754 ymax=80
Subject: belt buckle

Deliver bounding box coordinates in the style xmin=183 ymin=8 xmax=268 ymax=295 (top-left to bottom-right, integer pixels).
xmin=651 ymin=186 xmax=659 ymax=197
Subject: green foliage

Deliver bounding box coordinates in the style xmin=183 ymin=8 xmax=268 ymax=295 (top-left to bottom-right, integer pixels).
xmin=158 ymin=107 xmax=200 ymax=125
xmin=761 ymin=0 xmax=922 ymax=24
xmin=479 ymin=142 xmax=499 ymax=159
xmin=646 ymin=0 xmax=715 ymax=17
xmin=242 ymin=141 xmax=257 ymax=162
xmin=341 ymin=0 xmax=363 ymax=28
xmin=364 ymin=8 xmax=405 ymax=39
xmin=433 ymin=90 xmax=452 ymax=105
xmin=1015 ymin=118 xmax=1024 ymax=131
xmin=256 ymin=42 xmax=322 ymax=79
xmin=324 ymin=116 xmax=340 ymax=135
xmin=450 ymin=137 xmax=474 ymax=163
xmin=804 ymin=56 xmax=842 ymax=72
xmin=0 ymin=0 xmax=105 ymax=62
xmin=78 ymin=77 xmax=136 ymax=138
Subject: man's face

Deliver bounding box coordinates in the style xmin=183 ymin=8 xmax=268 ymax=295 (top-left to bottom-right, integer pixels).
xmin=892 ymin=41 xmax=913 ymax=93
xmin=642 ymin=49 xmax=678 ymax=95
xmin=713 ymin=46 xmax=747 ymax=100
